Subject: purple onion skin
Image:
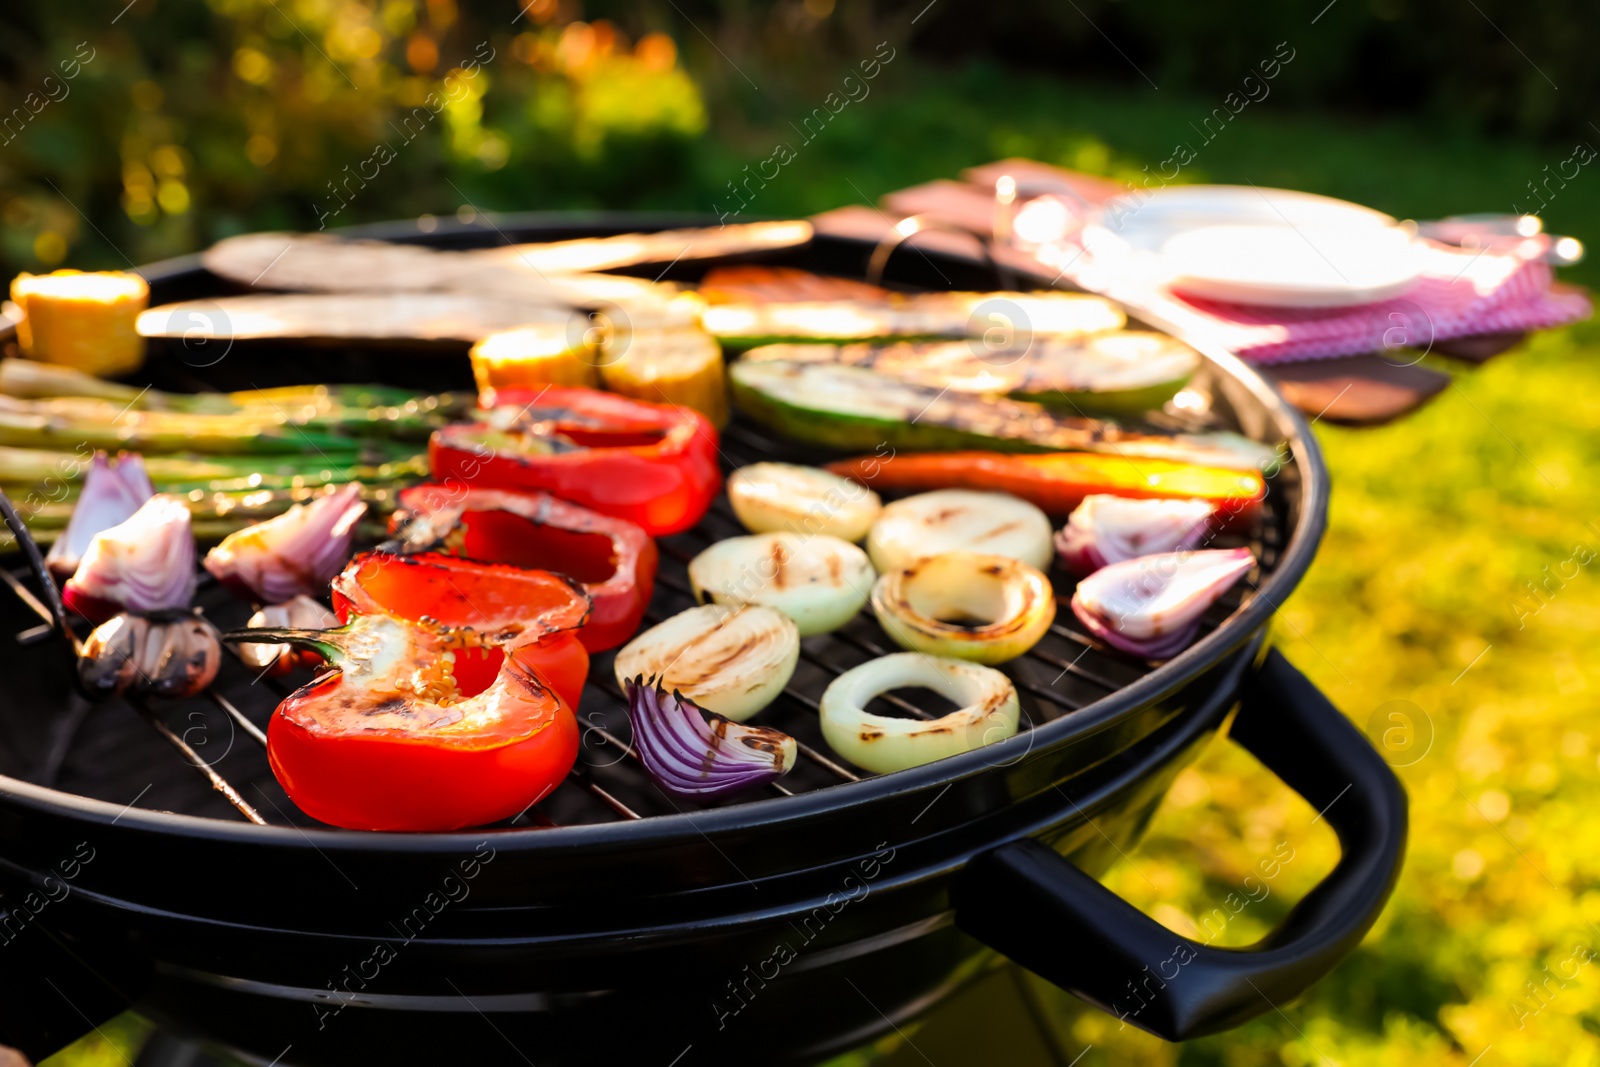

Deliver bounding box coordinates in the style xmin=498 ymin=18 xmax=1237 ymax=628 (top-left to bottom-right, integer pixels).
xmin=62 ymin=495 xmax=196 ymax=623
xmin=204 ymin=483 xmax=366 ymax=605
xmin=1054 ymin=498 xmax=1215 ymax=579
xmin=1069 ymin=547 xmax=1256 ymax=660
xmin=1070 ymin=594 xmax=1198 ymax=659
xmin=624 ymin=677 xmax=796 ymax=800
xmin=47 ymin=452 xmax=155 ymax=582
xmin=1054 ymin=527 xmax=1106 ymax=578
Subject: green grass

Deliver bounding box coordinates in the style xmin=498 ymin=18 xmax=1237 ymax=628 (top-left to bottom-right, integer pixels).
xmin=38 ymin=59 xmax=1600 ymax=1067
xmin=752 ymin=64 xmax=1600 ymax=1067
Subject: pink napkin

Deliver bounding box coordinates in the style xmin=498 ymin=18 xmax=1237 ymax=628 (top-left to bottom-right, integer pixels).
xmin=1164 ymin=237 xmax=1592 ymax=364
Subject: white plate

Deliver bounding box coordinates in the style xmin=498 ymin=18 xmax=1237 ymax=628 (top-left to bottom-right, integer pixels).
xmin=1083 ymin=185 xmax=1421 ymax=308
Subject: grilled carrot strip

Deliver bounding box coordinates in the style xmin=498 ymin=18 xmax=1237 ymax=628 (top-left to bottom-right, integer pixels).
xmin=824 ymin=451 xmax=1266 ymax=530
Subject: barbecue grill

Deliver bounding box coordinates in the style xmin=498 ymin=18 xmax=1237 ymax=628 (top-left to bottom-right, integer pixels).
xmin=0 ymin=214 xmax=1405 ymax=1066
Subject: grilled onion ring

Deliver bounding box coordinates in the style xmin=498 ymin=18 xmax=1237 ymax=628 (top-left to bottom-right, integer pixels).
xmin=819 ymin=653 xmax=1019 ymax=774
xmin=871 ymin=552 xmax=1055 ymax=665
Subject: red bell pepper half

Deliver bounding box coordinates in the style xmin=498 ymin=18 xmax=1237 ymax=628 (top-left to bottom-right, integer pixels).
xmin=233 ymin=551 xmax=597 ymax=830
xmin=252 ymin=612 xmax=580 ymax=831
xmin=429 ymin=385 xmax=722 ymax=536
xmin=390 ymin=484 xmax=658 ymax=652
xmin=331 ymin=551 xmax=592 ymax=709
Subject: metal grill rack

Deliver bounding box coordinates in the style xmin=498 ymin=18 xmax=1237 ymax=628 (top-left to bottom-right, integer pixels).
xmin=0 ymin=415 xmax=1291 ymax=831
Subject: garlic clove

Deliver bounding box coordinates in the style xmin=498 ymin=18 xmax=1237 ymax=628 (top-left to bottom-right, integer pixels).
xmin=238 ymin=595 xmax=340 ymax=674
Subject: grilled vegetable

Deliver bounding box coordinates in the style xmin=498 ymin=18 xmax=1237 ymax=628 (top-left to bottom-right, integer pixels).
xmin=1071 ymin=547 xmax=1255 ymax=660
xmin=201 ymin=230 xmax=709 ymax=299
xmin=137 ymin=292 xmax=572 ymax=347
xmin=699 ymin=265 xmax=890 ymax=304
xmin=866 ymin=490 xmax=1053 ymax=573
xmin=470 ymin=325 xmax=598 ymax=393
xmin=430 ymin=385 xmax=721 ymax=536
xmin=819 ymin=652 xmax=1019 ymax=774
xmin=332 ymin=551 xmax=591 ymax=711
xmin=1055 ymin=496 xmax=1216 ymax=577
xmin=704 ymin=292 xmax=1124 ymax=350
xmin=488 ymin=220 xmax=815 ymax=275
xmin=0 ymin=444 xmax=423 ymax=494
xmin=78 ymin=610 xmax=221 ymax=701
xmin=10 ymin=270 xmax=149 ymax=376
xmin=204 ymin=483 xmax=366 ymax=604
xmin=742 ymin=330 xmax=1198 ymax=415
xmin=688 ymin=532 xmax=873 ymax=636
xmin=729 ymin=359 xmax=1278 ymax=471
xmin=62 ymin=495 xmax=196 ymax=624
xmin=726 ymin=462 xmax=882 ymax=543
xmin=45 ymin=452 xmax=153 ymax=581
xmin=872 ymin=552 xmax=1055 ymax=665
xmin=826 ymin=451 xmax=1265 ymax=529
xmin=231 ymin=611 xmax=580 ymax=831
xmin=0 ymin=397 xmax=387 ymax=457
xmin=624 ymin=677 xmax=796 ymax=800
xmin=613 ymin=603 xmax=799 ymax=722
xmin=599 ymin=327 xmax=729 ymax=428
xmin=237 ymin=596 xmax=341 ymax=676
xmin=388 ymin=483 xmax=657 ymax=652
xmin=0 ymin=359 xmax=469 ymax=425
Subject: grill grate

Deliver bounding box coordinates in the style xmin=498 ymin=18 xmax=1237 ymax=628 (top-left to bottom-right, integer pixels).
xmin=0 ymin=415 xmax=1293 ymax=831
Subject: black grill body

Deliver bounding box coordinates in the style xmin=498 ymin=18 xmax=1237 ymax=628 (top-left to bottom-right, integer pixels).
xmin=0 ymin=215 xmax=1402 ymax=1065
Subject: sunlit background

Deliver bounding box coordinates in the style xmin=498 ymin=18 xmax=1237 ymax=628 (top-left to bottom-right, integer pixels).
xmin=3 ymin=1 xmax=1598 ymax=1064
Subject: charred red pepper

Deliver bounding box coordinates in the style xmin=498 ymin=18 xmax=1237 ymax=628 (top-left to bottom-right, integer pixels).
xmin=429 ymin=386 xmax=722 ymax=536
xmin=331 ymin=551 xmax=591 ymax=709
xmin=229 ymin=551 xmax=596 ymax=830
xmin=390 ymin=484 xmax=658 ymax=652
xmin=245 ymin=612 xmax=580 ymax=831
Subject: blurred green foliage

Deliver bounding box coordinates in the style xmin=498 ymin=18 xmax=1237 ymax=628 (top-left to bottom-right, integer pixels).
xmin=0 ymin=0 xmax=707 ymax=278
xmin=15 ymin=5 xmax=1600 ymax=1066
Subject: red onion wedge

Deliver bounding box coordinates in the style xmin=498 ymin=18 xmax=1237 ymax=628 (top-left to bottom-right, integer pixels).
xmin=1070 ymin=547 xmax=1255 ymax=660
xmin=1055 ymin=495 xmax=1217 ymax=578
xmin=62 ymin=494 xmax=196 ymax=624
xmin=46 ymin=451 xmax=154 ymax=581
xmin=624 ymin=676 xmax=797 ymax=800
xmin=204 ymin=482 xmax=366 ymax=604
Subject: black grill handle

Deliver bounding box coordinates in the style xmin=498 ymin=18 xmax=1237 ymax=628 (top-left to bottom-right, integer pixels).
xmin=954 ymin=648 xmax=1407 ymax=1041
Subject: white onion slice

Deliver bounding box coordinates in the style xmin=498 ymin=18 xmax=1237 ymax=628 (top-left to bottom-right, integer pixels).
xmin=726 ymin=462 xmax=883 ymax=542
xmin=1071 ymin=547 xmax=1255 ymax=659
xmin=867 ymin=489 xmax=1053 ymax=573
xmin=613 ymin=603 xmax=799 ymax=721
xmin=688 ymin=532 xmax=873 ymax=636
xmin=872 ymin=552 xmax=1054 ymax=664
xmin=819 ymin=652 xmax=1019 ymax=774
xmin=1055 ymin=495 xmax=1216 ymax=577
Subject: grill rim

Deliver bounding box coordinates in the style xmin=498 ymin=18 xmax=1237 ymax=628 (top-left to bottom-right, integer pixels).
xmin=0 ymin=211 xmax=1328 ymax=849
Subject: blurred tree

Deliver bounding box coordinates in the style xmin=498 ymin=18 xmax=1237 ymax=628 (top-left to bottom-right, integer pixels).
xmin=0 ymin=1 xmax=706 ymax=277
